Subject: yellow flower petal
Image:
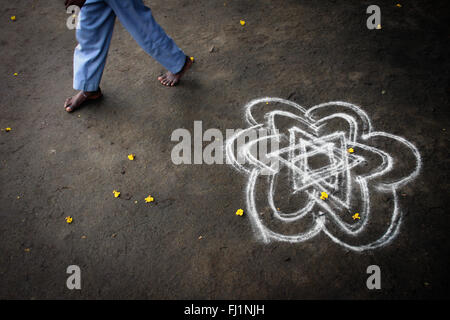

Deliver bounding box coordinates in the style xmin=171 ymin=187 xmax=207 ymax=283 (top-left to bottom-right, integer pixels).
xmin=236 ymin=208 xmax=244 ymax=216
xmin=396 ymin=4 xmax=402 ymax=8
xmin=145 ymin=195 xmax=154 ymax=203
xmin=13 ymin=72 xmax=18 ymax=76
xmin=352 ymin=213 xmax=361 ymax=220
xmin=65 ymin=216 xmax=73 ymax=224
xmin=320 ymin=191 xmax=328 ymax=200
xmin=348 ymin=147 xmax=354 ymax=153
xmin=240 ymin=20 xmax=245 ymax=26
xmin=5 ymin=127 xmax=11 ymax=132
xmin=11 ymin=16 xmax=16 ymax=21
xmin=376 ymin=24 xmax=382 ymax=29
xmin=128 ymin=154 xmax=135 ymax=160
xmin=190 ymin=56 xmax=195 ymax=62
xmin=113 ymin=190 xmax=120 ymax=198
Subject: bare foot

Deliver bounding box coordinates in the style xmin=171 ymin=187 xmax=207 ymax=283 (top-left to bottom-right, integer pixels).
xmin=158 ymin=56 xmax=193 ymax=86
xmin=64 ymin=89 xmax=103 ymax=112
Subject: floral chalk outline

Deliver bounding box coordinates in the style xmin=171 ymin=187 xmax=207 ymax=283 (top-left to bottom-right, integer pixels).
xmin=226 ymin=98 xmax=421 ymax=251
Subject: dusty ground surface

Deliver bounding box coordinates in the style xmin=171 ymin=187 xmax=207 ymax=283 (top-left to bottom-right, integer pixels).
xmin=0 ymin=0 xmax=449 ymax=299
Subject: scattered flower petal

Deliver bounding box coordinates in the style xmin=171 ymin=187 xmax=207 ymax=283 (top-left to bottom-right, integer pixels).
xmin=236 ymin=208 xmax=244 ymax=216
xmin=240 ymin=20 xmax=245 ymax=26
xmin=113 ymin=190 xmax=120 ymax=198
xmin=320 ymin=191 xmax=328 ymax=200
xmin=65 ymin=216 xmax=73 ymax=224
xmin=145 ymin=195 xmax=154 ymax=203
xmin=10 ymin=16 xmax=16 ymax=21
xmin=5 ymin=127 xmax=11 ymax=132
xmin=128 ymin=153 xmax=135 ymax=160
xmin=376 ymin=24 xmax=382 ymax=29
xmin=348 ymin=147 xmax=354 ymax=153
xmin=352 ymin=213 xmax=361 ymax=220
xmin=190 ymin=56 xmax=195 ymax=62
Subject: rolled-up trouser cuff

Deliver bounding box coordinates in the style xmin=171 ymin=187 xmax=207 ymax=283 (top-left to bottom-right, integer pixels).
xmin=73 ymin=80 xmax=100 ymax=92
xmin=170 ymin=52 xmax=187 ymax=74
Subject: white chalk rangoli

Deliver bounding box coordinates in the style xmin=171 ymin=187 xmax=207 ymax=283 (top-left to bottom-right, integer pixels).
xmin=226 ymin=98 xmax=421 ymax=251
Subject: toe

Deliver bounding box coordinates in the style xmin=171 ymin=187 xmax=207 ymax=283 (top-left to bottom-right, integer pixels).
xmin=64 ymin=98 xmax=74 ymax=112
xmin=158 ymin=76 xmax=166 ymax=84
xmin=64 ymin=97 xmax=72 ymax=108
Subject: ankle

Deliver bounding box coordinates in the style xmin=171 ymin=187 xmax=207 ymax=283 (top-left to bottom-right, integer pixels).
xmin=82 ymin=89 xmax=100 ymax=97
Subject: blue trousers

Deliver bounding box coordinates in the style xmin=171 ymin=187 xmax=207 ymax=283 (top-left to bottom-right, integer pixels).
xmin=73 ymin=0 xmax=186 ymax=91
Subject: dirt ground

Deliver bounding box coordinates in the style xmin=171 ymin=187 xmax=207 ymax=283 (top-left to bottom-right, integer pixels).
xmin=0 ymin=0 xmax=449 ymax=299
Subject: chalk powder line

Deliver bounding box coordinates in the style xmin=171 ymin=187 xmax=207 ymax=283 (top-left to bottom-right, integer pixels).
xmin=225 ymin=98 xmax=421 ymax=251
